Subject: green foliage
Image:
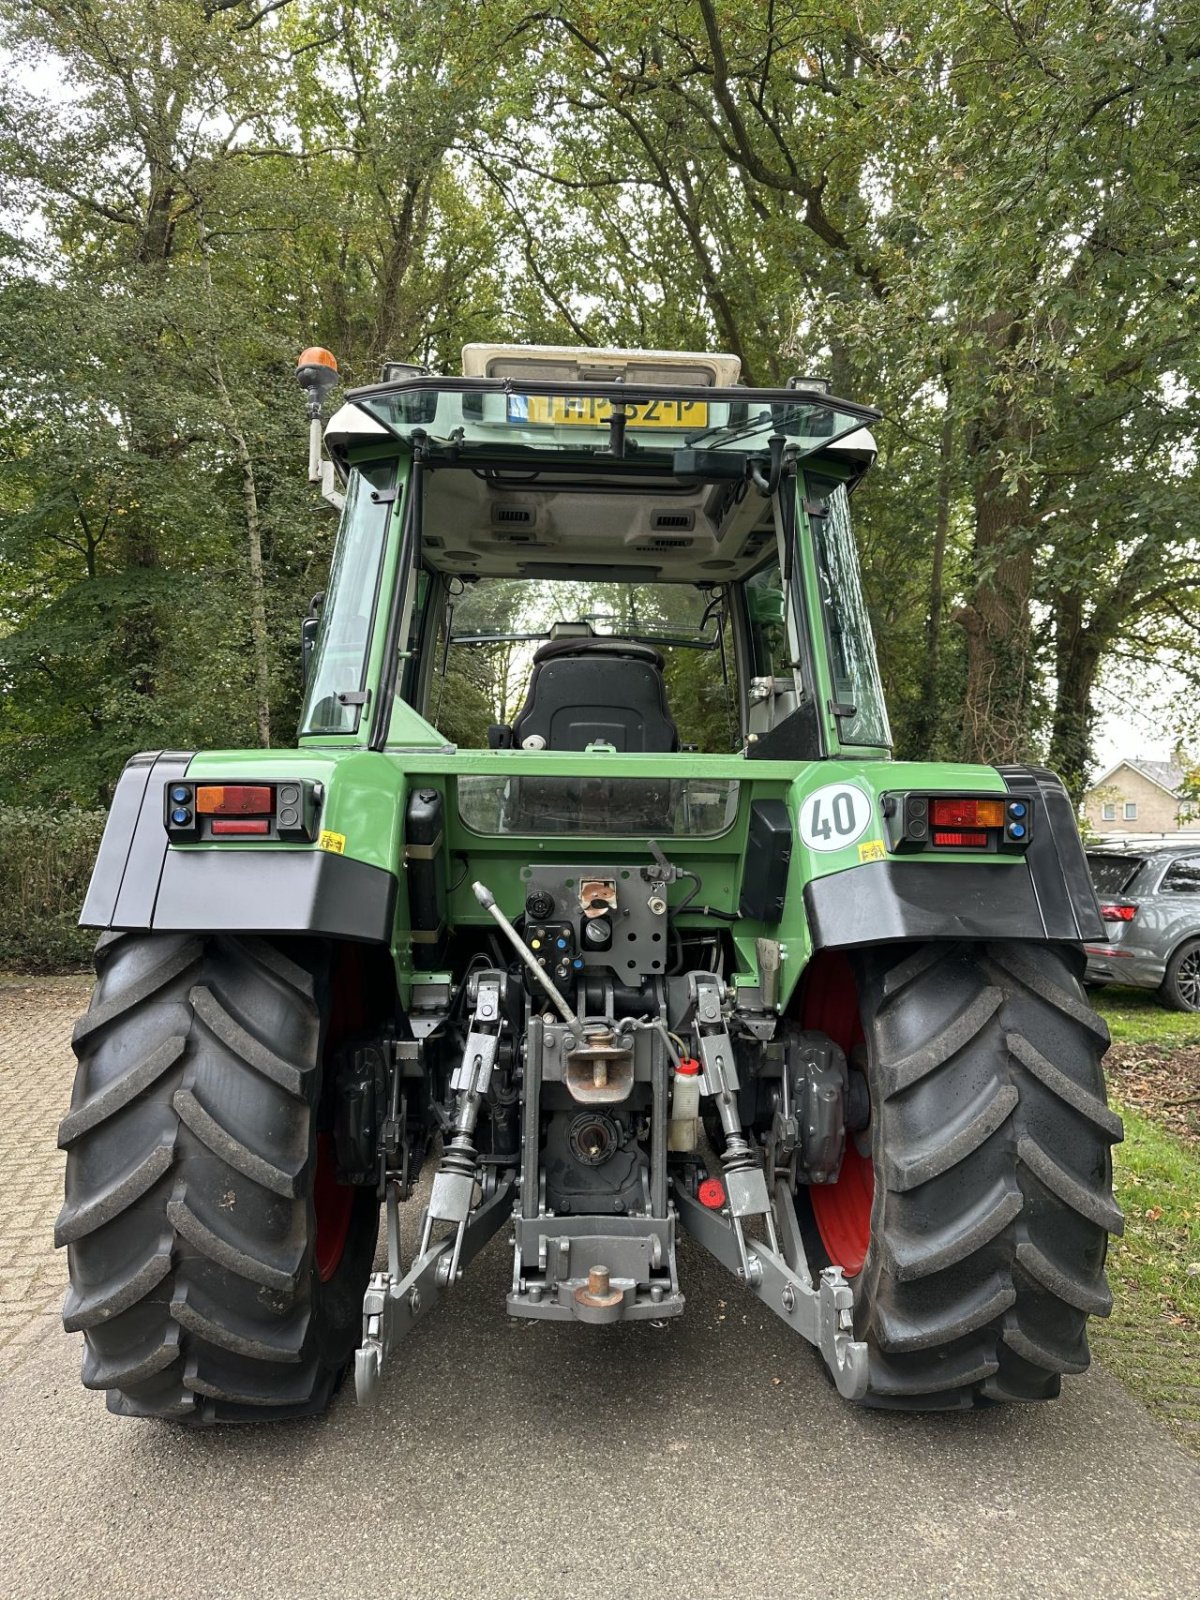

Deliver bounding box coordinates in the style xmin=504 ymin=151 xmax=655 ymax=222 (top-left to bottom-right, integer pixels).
xmin=0 ymin=0 xmax=1196 ymax=818
xmin=1096 ymin=987 xmax=1200 ymax=1049
xmin=0 ymin=806 xmax=105 ymax=969
xmin=473 ymin=0 xmax=1200 ymax=773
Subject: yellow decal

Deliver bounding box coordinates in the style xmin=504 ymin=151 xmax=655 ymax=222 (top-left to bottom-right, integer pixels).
xmin=858 ymin=839 xmax=887 ymax=863
xmin=318 ymin=829 xmax=346 ymax=855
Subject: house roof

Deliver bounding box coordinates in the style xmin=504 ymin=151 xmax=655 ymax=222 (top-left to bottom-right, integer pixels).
xmin=1087 ymin=758 xmax=1185 ymax=798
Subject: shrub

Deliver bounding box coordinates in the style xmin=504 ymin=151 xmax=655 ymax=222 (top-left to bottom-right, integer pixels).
xmin=0 ymin=806 xmax=106 ymax=971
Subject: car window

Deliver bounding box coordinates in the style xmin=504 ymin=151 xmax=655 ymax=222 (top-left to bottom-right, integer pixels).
xmin=1161 ymin=856 xmax=1200 ymax=894
xmin=1087 ymin=855 xmax=1144 ymax=896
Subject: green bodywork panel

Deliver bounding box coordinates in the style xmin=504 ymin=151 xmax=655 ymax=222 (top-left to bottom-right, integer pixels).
xmin=184 ymin=744 xmax=1011 ymax=1009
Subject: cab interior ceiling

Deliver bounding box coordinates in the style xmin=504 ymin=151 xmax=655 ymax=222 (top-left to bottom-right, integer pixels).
xmin=420 ymin=463 xmax=781 ymax=581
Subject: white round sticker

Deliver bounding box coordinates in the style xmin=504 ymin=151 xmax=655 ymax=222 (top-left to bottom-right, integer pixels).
xmin=799 ymin=783 xmax=873 ymax=852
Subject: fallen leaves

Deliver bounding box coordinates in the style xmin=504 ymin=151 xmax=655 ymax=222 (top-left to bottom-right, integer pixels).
xmin=1105 ymin=1042 xmax=1200 ymax=1150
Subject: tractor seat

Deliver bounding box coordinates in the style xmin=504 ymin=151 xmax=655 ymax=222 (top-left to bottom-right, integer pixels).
xmin=510 ymin=637 xmax=679 ymax=753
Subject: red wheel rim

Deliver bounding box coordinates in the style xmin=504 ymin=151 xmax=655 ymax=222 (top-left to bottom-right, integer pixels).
xmin=809 ymin=1142 xmax=874 ymax=1276
xmin=801 ymin=952 xmax=874 ymax=1277
xmin=313 ymin=1133 xmax=354 ymax=1282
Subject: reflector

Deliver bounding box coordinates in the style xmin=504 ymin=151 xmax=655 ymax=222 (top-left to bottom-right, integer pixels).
xmin=932 ymin=829 xmax=988 ymax=847
xmin=211 ymin=819 xmax=271 ymax=836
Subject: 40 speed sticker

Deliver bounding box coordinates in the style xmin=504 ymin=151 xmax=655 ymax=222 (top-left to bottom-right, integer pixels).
xmin=798 ymin=782 xmax=874 ymax=853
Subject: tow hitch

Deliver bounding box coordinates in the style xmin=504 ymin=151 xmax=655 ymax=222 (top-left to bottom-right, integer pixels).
xmin=355 ymin=876 xmax=868 ymax=1405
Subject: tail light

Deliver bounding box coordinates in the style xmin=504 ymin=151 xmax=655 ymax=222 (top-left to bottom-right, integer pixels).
xmin=929 ymin=798 xmax=1006 ymax=828
xmin=196 ymin=785 xmax=273 ymax=816
xmin=164 ymin=780 xmax=320 ymax=841
xmin=1099 ymin=902 xmax=1137 ymax=923
xmin=885 ymin=791 xmax=1035 ymax=853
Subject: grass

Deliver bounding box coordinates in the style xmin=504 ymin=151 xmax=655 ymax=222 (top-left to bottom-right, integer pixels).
xmin=1094 ymin=984 xmax=1200 ymax=1047
xmin=1091 ymin=1104 xmax=1200 ymax=1455
xmin=1089 ymin=989 xmax=1200 ymax=1452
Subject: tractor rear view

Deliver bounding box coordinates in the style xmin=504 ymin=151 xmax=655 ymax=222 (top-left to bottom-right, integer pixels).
xmin=58 ymin=344 xmax=1121 ymax=1422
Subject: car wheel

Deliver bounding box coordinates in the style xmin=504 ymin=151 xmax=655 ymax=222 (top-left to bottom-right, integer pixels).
xmin=1161 ymin=938 xmax=1200 ymax=1013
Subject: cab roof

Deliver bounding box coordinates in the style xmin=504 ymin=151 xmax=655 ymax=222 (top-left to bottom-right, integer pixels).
xmin=321 ymin=345 xmax=880 ymax=581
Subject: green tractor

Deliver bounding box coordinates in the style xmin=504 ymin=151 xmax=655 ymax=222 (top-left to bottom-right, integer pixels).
xmin=58 ymin=343 xmax=1122 ymax=1422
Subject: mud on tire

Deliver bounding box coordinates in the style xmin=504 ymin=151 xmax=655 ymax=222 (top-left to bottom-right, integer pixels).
xmin=56 ymin=933 xmax=379 ymax=1422
xmin=849 ymin=941 xmax=1124 ymax=1409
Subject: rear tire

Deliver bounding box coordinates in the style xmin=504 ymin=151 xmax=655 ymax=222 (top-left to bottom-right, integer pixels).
xmin=806 ymin=941 xmax=1124 ymax=1409
xmin=56 ymin=932 xmax=379 ymax=1423
xmin=1160 ymin=938 xmax=1200 ymax=1013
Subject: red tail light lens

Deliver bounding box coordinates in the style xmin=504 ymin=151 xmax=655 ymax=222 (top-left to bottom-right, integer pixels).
xmin=196 ymin=785 xmax=273 ymax=816
xmin=211 ymin=818 xmax=271 ymax=836
xmin=1099 ymin=902 xmax=1137 ymax=922
xmin=933 ymin=829 xmax=989 ymax=847
xmin=929 ymin=797 xmax=1006 ymax=827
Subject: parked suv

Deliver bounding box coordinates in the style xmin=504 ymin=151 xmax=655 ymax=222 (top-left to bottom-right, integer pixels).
xmin=1085 ymin=843 xmax=1200 ymax=1010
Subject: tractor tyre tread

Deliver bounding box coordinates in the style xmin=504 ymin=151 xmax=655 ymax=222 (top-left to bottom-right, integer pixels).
xmin=57 ymin=931 xmax=377 ymax=1424
xmin=852 ymin=940 xmax=1122 ymax=1409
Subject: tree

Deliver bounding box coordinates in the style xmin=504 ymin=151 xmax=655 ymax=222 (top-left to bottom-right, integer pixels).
xmin=471 ymin=0 xmax=1200 ymax=778
xmin=0 ymin=0 xmax=524 ymax=800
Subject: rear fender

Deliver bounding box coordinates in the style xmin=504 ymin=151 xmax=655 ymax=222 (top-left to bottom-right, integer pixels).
xmin=81 ymin=751 xmax=396 ymax=942
xmin=802 ymin=766 xmax=1104 ymax=951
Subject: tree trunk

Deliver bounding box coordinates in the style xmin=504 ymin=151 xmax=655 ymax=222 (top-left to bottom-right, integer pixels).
xmin=1048 ymin=588 xmax=1103 ymax=803
xmin=200 ymin=233 xmax=272 ymax=747
xmin=910 ymin=408 xmax=955 ymax=755
xmin=234 ymin=429 xmax=273 ymax=750
xmin=957 ymin=460 xmax=1035 ymax=765
xmin=210 ymin=358 xmax=272 ymax=747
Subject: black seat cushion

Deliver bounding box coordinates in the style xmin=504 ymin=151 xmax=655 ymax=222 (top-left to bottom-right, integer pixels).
xmin=511 ymin=638 xmax=679 ymax=753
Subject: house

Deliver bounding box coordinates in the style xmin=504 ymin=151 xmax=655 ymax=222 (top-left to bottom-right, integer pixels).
xmin=1081 ymin=758 xmax=1189 ymax=835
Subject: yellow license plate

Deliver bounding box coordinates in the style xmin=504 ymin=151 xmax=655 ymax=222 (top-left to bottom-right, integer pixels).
xmin=510 ymin=394 xmax=708 ymax=428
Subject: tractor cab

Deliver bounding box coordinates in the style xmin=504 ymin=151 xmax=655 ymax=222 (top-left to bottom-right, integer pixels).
xmin=300 ymin=343 xmax=890 ymax=765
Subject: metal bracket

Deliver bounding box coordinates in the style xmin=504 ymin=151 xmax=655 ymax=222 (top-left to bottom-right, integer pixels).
xmin=687 ymin=972 xmax=778 ymax=1275
xmin=356 ymin=1175 xmax=515 ymax=1404
xmin=417 ymin=976 xmax=504 ymax=1283
xmin=674 ymin=1178 xmax=868 ymax=1400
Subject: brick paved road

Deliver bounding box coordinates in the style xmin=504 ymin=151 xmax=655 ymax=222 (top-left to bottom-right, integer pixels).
xmin=0 ymin=976 xmax=90 ymax=1375
xmin=2 ymin=974 xmax=1199 ymax=1600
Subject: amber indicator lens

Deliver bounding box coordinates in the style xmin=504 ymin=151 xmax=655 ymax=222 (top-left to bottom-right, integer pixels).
xmin=195 ymin=785 xmax=273 ymax=816
xmin=929 ymin=797 xmax=1005 ymax=828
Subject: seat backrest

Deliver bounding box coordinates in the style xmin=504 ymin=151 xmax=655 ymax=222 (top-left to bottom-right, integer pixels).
xmin=511 ymin=638 xmax=679 ymax=753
